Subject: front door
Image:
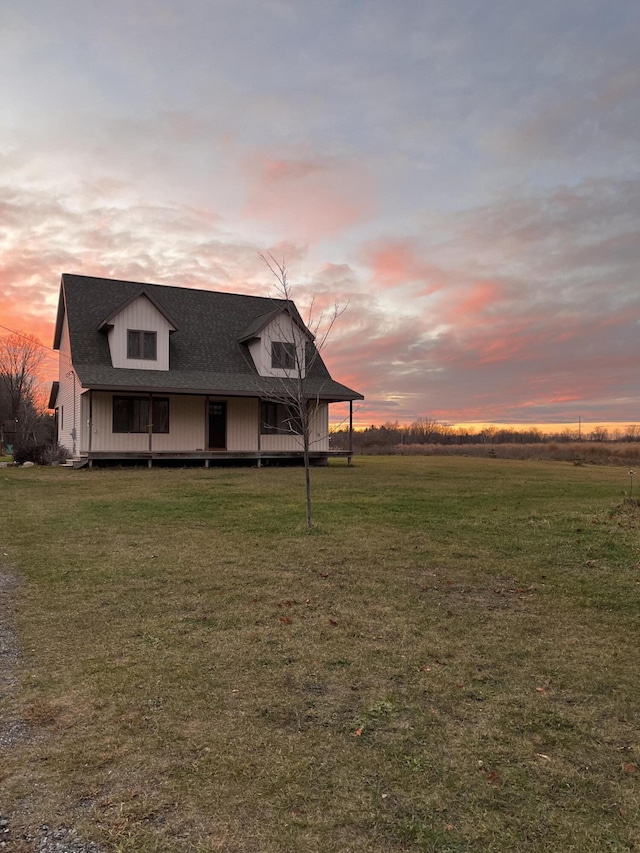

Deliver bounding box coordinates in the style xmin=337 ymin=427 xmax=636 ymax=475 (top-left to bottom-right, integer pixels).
xmin=208 ymin=401 xmax=227 ymax=450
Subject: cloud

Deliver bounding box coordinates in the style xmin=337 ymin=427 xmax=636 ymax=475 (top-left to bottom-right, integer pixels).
xmin=361 ymin=239 xmax=449 ymax=295
xmin=333 ymin=175 xmax=640 ymax=424
xmin=0 ymin=183 xmax=276 ymax=368
xmin=494 ymin=63 xmax=640 ymax=170
xmin=242 ymin=149 xmax=375 ymax=242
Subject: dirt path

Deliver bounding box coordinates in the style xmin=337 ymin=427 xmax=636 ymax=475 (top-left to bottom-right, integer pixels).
xmin=0 ymin=570 xmax=25 ymax=749
xmin=0 ymin=567 xmax=26 ymax=849
xmin=0 ymin=566 xmax=103 ymax=853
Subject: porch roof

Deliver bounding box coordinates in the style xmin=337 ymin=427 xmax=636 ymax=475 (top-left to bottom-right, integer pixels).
xmin=77 ymin=367 xmax=360 ymax=402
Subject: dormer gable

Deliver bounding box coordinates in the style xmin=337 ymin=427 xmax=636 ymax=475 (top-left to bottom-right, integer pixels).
xmin=98 ymin=287 xmax=178 ymax=371
xmin=239 ymin=302 xmax=314 ymax=379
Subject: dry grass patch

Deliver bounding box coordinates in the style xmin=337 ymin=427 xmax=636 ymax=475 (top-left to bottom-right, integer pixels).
xmin=1 ymin=457 xmax=639 ymax=852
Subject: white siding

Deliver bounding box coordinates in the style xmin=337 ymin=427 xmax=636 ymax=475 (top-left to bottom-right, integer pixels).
xmin=312 ymin=403 xmax=329 ymax=452
xmin=226 ymin=397 xmax=259 ymax=451
xmin=151 ymin=396 xmax=205 ymax=451
xmin=56 ymin=317 xmax=82 ymax=455
xmin=107 ymin=295 xmax=174 ymax=370
xmin=80 ymin=393 xmax=90 ymax=453
xmin=260 ymin=433 xmax=304 ymax=451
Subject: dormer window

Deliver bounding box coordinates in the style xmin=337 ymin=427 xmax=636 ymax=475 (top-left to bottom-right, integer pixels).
xmin=271 ymin=341 xmax=296 ymax=370
xmin=127 ymin=330 xmax=157 ymax=360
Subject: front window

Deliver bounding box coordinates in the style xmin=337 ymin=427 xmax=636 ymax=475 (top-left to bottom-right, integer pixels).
xmin=271 ymin=341 xmax=296 ymax=370
xmin=260 ymin=401 xmax=302 ymax=434
xmin=127 ymin=329 xmax=157 ymax=360
xmin=113 ymin=396 xmax=169 ymax=433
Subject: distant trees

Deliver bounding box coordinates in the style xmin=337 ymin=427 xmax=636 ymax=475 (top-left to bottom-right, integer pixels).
xmin=330 ymin=419 xmax=640 ymax=452
xmin=0 ymin=331 xmax=47 ymax=452
xmin=588 ymin=426 xmax=609 ymax=442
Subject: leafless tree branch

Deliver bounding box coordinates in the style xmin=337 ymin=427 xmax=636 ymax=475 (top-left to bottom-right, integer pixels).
xmin=257 ymin=254 xmax=349 ymax=528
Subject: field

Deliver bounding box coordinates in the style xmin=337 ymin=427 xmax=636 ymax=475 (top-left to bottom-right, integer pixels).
xmin=1 ymin=457 xmax=639 ymax=852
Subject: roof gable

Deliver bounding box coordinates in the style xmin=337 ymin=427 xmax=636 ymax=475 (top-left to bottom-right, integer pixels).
xmin=238 ymin=302 xmax=314 ymax=344
xmin=96 ymin=285 xmax=179 ymax=332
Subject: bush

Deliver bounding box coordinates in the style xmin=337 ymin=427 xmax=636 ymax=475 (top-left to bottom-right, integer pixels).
xmin=42 ymin=443 xmax=70 ymax=465
xmin=13 ymin=442 xmax=69 ymax=466
xmin=13 ymin=444 xmax=45 ymax=465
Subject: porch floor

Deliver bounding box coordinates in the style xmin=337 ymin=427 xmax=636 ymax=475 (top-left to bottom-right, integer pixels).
xmin=72 ymin=450 xmax=354 ymax=468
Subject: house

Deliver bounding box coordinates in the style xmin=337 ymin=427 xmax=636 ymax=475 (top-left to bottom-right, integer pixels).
xmin=48 ymin=274 xmax=363 ymax=467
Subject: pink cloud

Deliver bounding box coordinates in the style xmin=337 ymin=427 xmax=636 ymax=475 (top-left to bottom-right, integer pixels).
xmin=242 ymin=151 xmax=375 ymax=241
xmin=442 ymin=279 xmax=502 ymax=326
xmin=362 ymin=239 xmax=448 ymax=293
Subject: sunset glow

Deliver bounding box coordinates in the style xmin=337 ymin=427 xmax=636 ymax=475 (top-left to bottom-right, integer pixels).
xmin=1 ymin=2 xmax=639 ymax=430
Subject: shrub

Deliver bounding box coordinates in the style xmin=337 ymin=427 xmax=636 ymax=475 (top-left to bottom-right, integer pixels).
xmin=42 ymin=443 xmax=70 ymax=465
xmin=13 ymin=442 xmax=69 ymax=466
xmin=13 ymin=444 xmax=45 ymax=465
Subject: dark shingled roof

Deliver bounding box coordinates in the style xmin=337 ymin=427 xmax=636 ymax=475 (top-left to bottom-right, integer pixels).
xmin=54 ymin=274 xmax=363 ymax=402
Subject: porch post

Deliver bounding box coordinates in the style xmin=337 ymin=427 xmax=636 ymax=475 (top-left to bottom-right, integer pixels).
xmin=257 ymin=398 xmax=262 ymax=452
xmin=148 ymin=393 xmax=153 ymax=453
xmin=88 ymin=390 xmax=93 ymax=452
xmin=348 ymin=400 xmax=353 ymax=466
xmin=257 ymin=398 xmax=262 ymax=467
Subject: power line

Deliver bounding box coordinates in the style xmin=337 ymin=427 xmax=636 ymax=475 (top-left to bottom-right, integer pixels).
xmin=0 ymin=323 xmax=72 ymax=363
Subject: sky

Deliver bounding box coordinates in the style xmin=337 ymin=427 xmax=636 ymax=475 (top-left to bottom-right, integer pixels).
xmin=1 ymin=0 xmax=639 ymax=430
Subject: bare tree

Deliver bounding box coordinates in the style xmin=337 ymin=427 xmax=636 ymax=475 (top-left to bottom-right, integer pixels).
xmin=589 ymin=426 xmax=609 ymax=442
xmin=0 ymin=331 xmax=45 ymax=449
xmin=259 ymin=254 xmax=347 ymax=529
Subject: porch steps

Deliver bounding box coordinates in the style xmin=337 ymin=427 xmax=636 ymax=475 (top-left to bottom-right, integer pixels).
xmin=62 ymin=457 xmax=90 ymax=470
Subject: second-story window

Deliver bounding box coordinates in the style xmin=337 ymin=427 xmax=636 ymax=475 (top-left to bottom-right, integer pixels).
xmin=271 ymin=341 xmax=296 ymax=370
xmin=127 ymin=330 xmax=157 ymax=360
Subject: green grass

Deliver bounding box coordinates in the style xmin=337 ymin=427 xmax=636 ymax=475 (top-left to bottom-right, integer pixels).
xmin=1 ymin=457 xmax=639 ymax=852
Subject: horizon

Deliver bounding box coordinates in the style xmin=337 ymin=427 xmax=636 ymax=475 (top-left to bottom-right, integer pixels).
xmin=337 ymin=417 xmax=639 ymax=436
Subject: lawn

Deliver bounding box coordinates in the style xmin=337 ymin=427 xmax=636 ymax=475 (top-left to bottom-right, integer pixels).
xmin=0 ymin=457 xmax=638 ymax=852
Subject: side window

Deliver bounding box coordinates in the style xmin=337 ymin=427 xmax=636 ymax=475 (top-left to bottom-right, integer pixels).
xmin=271 ymin=341 xmax=296 ymax=370
xmin=260 ymin=401 xmax=302 ymax=434
xmin=127 ymin=330 xmax=157 ymax=360
xmin=261 ymin=401 xmax=278 ymax=433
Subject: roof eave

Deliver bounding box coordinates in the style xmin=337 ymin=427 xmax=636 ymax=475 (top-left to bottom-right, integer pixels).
xmin=52 ymin=278 xmax=66 ymax=350
xmin=74 ymin=381 xmax=363 ymax=402
xmin=48 ymin=381 xmax=60 ymax=409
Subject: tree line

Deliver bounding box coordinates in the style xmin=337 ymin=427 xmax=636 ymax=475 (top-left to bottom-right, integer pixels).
xmin=330 ymin=417 xmax=640 ymax=450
